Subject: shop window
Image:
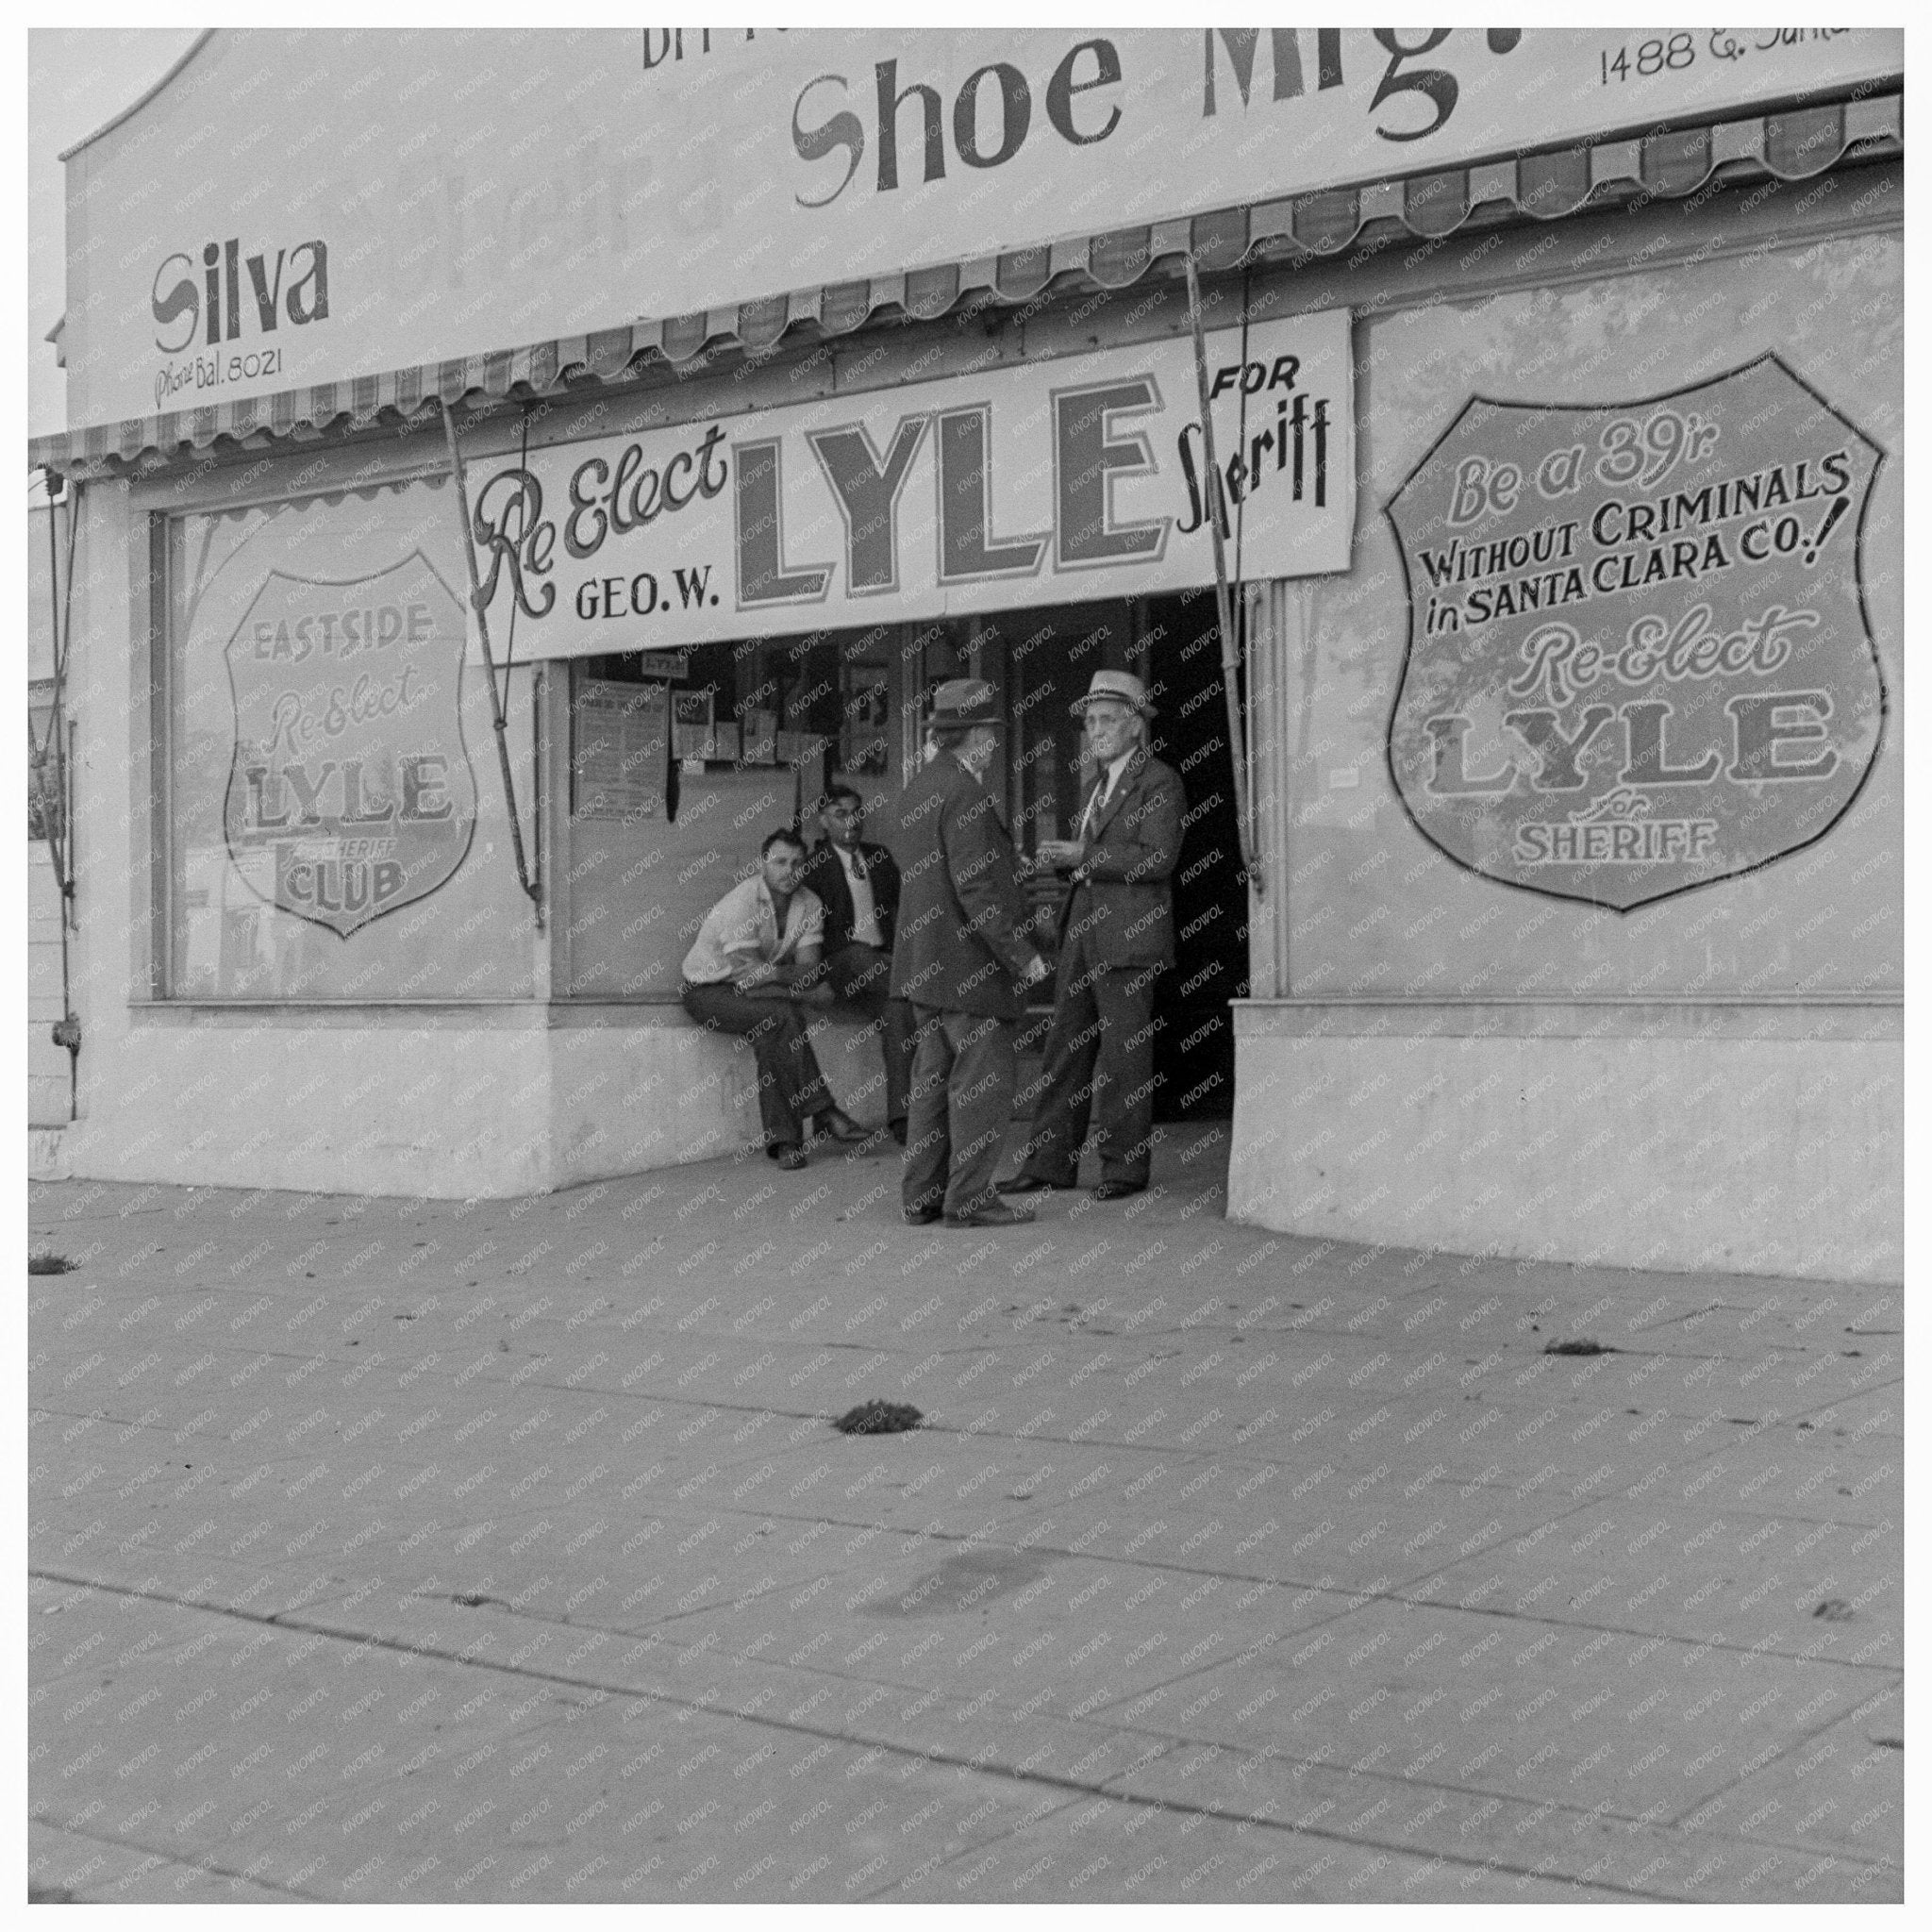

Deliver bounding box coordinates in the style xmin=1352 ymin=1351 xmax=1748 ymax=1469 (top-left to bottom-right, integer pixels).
xmin=1288 ymin=238 xmax=1902 ymax=1001
xmin=561 ymin=624 xmax=900 ymax=998
xmin=161 ymin=481 xmax=541 ymax=1000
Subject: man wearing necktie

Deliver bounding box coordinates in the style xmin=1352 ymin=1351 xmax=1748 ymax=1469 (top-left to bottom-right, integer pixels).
xmin=1002 ymin=670 xmax=1186 ymax=1202
xmin=801 ymin=782 xmax=916 ymax=1144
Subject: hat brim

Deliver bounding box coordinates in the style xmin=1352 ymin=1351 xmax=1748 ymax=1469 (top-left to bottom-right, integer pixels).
xmin=1070 ymin=693 xmax=1156 ymax=718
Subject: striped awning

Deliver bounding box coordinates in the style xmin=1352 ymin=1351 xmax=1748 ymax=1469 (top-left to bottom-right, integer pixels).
xmin=28 ymin=92 xmax=1902 ymax=481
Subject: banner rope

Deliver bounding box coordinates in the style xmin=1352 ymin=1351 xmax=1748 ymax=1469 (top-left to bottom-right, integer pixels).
xmin=440 ymin=396 xmax=544 ymax=930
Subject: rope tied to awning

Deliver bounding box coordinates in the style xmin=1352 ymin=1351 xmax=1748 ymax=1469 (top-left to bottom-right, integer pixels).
xmin=30 ymin=473 xmax=83 ymax=1118
xmin=439 ymin=398 xmax=544 ymax=930
xmin=1182 ymin=253 xmax=1264 ymax=903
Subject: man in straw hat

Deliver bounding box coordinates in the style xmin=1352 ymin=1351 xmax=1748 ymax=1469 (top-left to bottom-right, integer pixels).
xmin=887 ymin=679 xmax=1051 ymax=1227
xmin=1001 ymin=669 xmax=1185 ymax=1202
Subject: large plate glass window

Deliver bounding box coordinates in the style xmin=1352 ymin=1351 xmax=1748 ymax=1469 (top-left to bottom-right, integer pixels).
xmin=162 ymin=477 xmax=541 ymax=1000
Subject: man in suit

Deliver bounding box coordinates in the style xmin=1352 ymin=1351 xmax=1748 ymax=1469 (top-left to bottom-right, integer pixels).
xmin=801 ymin=782 xmax=916 ymax=1144
xmin=888 ymin=680 xmax=1051 ymax=1228
xmin=1002 ymin=670 xmax=1185 ymax=1202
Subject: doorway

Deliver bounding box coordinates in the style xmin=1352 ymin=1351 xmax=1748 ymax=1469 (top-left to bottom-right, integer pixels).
xmin=901 ymin=593 xmax=1247 ymax=1130
xmin=1141 ymin=588 xmax=1246 ymax=1123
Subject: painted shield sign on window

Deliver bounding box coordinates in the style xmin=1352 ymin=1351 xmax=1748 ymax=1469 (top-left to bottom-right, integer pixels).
xmin=221 ymin=553 xmax=478 ymax=938
xmin=1385 ymin=356 xmax=1884 ymax=910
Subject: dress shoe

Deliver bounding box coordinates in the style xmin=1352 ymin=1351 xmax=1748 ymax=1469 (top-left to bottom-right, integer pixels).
xmin=768 ymin=1143 xmax=808 ymax=1172
xmin=944 ymin=1201 xmax=1036 ymax=1229
xmin=815 ymin=1108 xmax=870 ymax=1145
xmin=1092 ymin=1180 xmax=1145 ymax=1202
xmin=996 ymin=1174 xmax=1074 ymax=1194
xmin=903 ymin=1207 xmax=941 ymax=1226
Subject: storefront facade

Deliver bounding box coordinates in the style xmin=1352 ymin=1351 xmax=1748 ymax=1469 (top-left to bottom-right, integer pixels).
xmin=30 ymin=30 xmax=1903 ymax=1281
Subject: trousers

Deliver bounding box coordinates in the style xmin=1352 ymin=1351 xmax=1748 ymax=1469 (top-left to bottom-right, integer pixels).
xmin=680 ymin=980 xmax=833 ymax=1149
xmin=821 ymin=941 xmax=916 ymax=1125
xmin=1017 ymin=930 xmax=1161 ymax=1188
xmin=902 ymin=1005 xmax=1017 ymax=1220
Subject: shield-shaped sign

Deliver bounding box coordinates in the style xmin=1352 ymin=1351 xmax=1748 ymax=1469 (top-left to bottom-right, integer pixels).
xmin=1385 ymin=356 xmax=1884 ymax=910
xmin=222 ymin=552 xmax=478 ymax=938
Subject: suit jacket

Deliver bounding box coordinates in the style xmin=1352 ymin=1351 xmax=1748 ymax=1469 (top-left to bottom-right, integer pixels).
xmin=1058 ymin=747 xmax=1186 ymax=969
xmin=800 ymin=838 xmax=902 ymax=955
xmin=886 ymin=751 xmax=1036 ymax=1021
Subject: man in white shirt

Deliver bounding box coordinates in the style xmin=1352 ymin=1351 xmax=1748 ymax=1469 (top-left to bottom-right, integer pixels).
xmin=681 ymin=827 xmax=869 ymax=1170
xmin=801 ymin=784 xmax=915 ymax=1144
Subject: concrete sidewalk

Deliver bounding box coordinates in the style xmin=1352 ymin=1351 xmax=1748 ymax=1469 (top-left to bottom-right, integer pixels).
xmin=27 ymin=1124 xmax=1902 ymax=1902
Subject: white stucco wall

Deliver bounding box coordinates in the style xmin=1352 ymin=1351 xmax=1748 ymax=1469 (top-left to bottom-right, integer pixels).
xmin=1229 ymin=1008 xmax=1902 ymax=1283
xmin=30 ymin=1008 xmax=892 ymax=1199
xmin=547 ymin=1014 xmax=890 ymax=1193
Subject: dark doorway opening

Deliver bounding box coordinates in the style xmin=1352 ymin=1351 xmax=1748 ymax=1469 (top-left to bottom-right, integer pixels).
xmin=1142 ymin=588 xmax=1246 ymax=1123
xmin=934 ymin=590 xmax=1246 ymax=1138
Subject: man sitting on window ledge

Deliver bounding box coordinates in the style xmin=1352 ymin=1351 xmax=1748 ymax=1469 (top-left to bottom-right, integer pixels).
xmin=801 ymin=782 xmax=916 ymax=1148
xmin=680 ymin=826 xmax=870 ymax=1171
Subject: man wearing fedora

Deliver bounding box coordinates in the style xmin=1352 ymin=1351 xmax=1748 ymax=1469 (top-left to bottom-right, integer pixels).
xmin=1002 ymin=670 xmax=1185 ymax=1202
xmin=888 ymin=679 xmax=1051 ymax=1228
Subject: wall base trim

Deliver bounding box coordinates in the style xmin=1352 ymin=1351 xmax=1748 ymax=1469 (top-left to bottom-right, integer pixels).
xmin=37 ymin=1014 xmax=891 ymax=1200
xmin=29 ymin=1127 xmax=74 ymax=1182
xmin=1228 ymin=1024 xmax=1901 ymax=1284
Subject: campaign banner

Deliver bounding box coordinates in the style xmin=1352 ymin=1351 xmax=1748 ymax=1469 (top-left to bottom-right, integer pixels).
xmin=1385 ymin=356 xmax=1884 ymax=910
xmin=223 ymin=554 xmax=479 ymax=938
xmin=464 ymin=310 xmax=1354 ymax=658
xmin=62 ymin=27 xmax=1902 ymax=427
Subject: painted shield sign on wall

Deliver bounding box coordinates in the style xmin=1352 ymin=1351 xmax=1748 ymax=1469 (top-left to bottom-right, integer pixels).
xmin=222 ymin=553 xmax=478 ymax=938
xmin=1385 ymin=356 xmax=1884 ymax=910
